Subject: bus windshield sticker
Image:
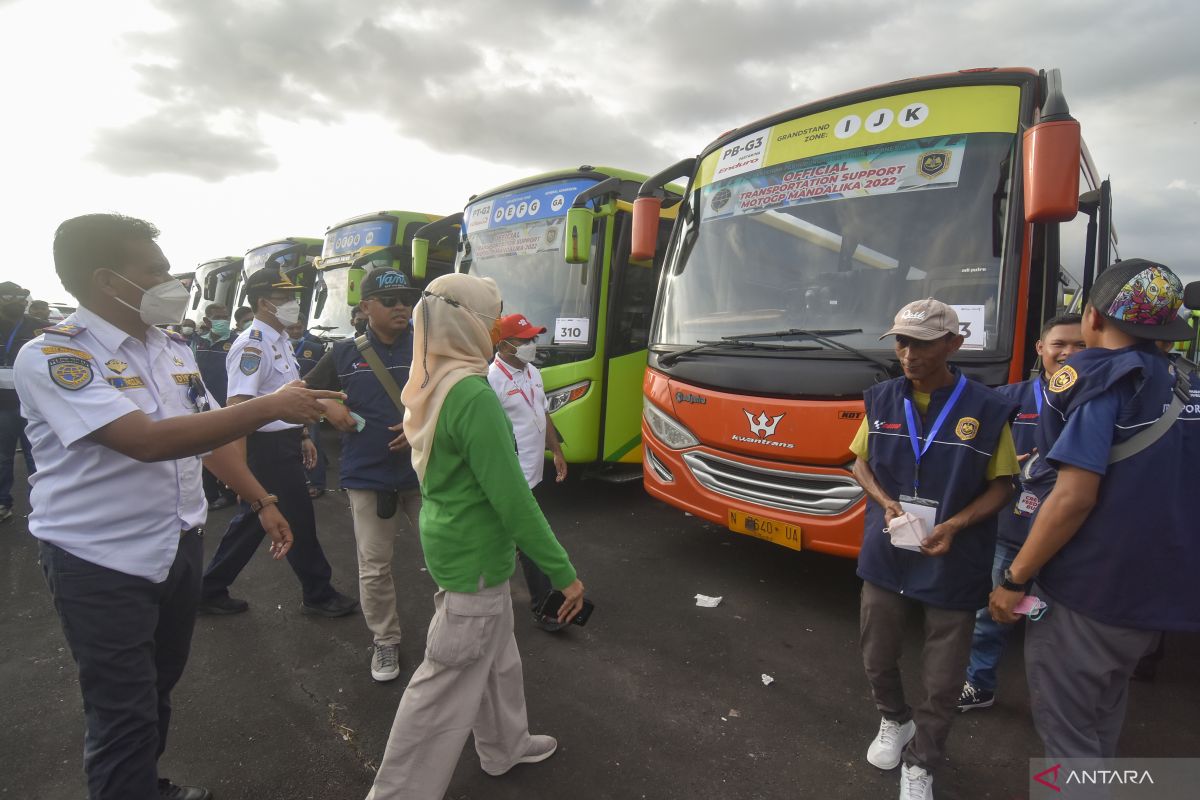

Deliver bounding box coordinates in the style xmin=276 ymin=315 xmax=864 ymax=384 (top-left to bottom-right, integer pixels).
xmin=950 ymin=304 xmax=987 ymax=350
xmin=554 ymin=316 xmax=589 ymax=344
xmin=464 ymin=178 xmax=598 ymax=236
xmin=470 ymin=217 xmax=565 ymax=262
xmin=323 ymin=220 xmax=397 ymax=260
xmin=696 ymin=84 xmax=1019 ymax=189
xmin=700 ymin=137 xmax=966 ymax=221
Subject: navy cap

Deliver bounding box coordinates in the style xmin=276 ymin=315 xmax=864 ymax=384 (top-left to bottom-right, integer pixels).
xmin=243 ymin=265 xmax=299 ymax=294
xmin=362 ymin=268 xmax=417 ymax=299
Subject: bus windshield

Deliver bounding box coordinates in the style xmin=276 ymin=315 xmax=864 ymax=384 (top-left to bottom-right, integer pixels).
xmin=655 ymin=85 xmax=1021 ymax=354
xmin=459 ymin=179 xmax=600 ymax=347
xmin=321 ymin=219 xmax=398 ymax=268
xmin=188 ymin=259 xmax=240 ymax=316
xmin=245 ymin=241 xmax=304 ymax=277
xmin=310 ymin=266 xmax=355 ymax=339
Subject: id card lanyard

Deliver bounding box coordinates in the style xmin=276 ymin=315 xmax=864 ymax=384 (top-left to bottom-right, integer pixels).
xmin=903 ymin=374 xmax=967 ymax=496
xmin=1033 ymin=377 xmax=1043 ymax=417
xmin=495 ymin=358 xmax=545 ymax=432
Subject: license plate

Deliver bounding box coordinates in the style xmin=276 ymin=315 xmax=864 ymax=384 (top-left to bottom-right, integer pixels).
xmin=727 ymin=510 xmax=802 ymax=551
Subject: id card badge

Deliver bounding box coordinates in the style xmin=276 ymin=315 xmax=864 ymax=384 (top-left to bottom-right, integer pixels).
xmin=897 ymin=495 xmax=939 ymax=550
xmin=1014 ymin=490 xmax=1039 ymax=518
xmin=0 ymin=367 xmax=13 ymax=391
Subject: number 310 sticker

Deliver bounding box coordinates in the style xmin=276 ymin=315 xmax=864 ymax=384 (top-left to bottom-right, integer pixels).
xmin=554 ymin=317 xmax=589 ymax=344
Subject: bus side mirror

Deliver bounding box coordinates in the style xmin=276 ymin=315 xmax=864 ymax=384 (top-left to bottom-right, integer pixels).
xmin=346 ymin=266 xmax=365 ymax=306
xmin=631 ymin=197 xmax=662 ymax=262
xmin=411 ymin=237 xmax=429 ymax=279
xmin=1023 ymin=118 xmax=1081 ymax=223
xmin=563 ymin=207 xmax=593 ymax=264
xmin=1184 ymin=281 xmax=1200 ymax=311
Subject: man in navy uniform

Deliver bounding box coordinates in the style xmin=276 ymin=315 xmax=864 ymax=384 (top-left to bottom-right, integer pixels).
xmin=195 ymin=303 xmax=237 ymax=509
xmin=957 ymin=314 xmax=1085 ymax=711
xmin=304 ymin=268 xmax=419 ymax=682
xmin=287 ymin=316 xmax=328 ymax=497
xmin=991 ymin=259 xmax=1200 ymax=760
xmin=850 ymin=298 xmax=1018 ymax=800
xmin=0 ymin=279 xmax=40 ymax=523
xmin=15 ymin=213 xmax=339 ymax=800
xmin=198 ymin=267 xmax=358 ymax=618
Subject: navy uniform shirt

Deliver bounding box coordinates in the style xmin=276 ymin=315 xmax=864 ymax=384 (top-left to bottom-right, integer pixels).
xmin=1033 ymin=346 xmax=1200 ymax=631
xmin=194 ymin=334 xmax=234 ymax=406
xmin=290 ymin=332 xmax=326 ymax=378
xmin=994 ymin=376 xmax=1043 ymax=546
xmin=14 ymin=309 xmax=217 ymax=581
xmin=1 ymin=315 xmax=44 ymax=412
xmin=303 ymin=327 xmax=417 ymax=492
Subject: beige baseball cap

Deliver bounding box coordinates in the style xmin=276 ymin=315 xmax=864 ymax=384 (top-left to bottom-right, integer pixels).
xmin=880 ymin=298 xmax=960 ymax=341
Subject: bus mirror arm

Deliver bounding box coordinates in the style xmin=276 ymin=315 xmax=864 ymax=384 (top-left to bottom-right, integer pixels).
xmin=633 ymin=158 xmax=696 ymax=261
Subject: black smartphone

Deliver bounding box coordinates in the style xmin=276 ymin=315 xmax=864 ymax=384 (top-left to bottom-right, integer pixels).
xmin=535 ymin=591 xmax=594 ymax=626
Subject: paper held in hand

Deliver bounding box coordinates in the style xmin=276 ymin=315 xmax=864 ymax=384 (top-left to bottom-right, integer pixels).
xmin=886 ymin=498 xmax=938 ymax=551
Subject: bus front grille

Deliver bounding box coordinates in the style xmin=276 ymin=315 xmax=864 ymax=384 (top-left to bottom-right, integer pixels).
xmin=682 ymin=451 xmax=863 ymax=516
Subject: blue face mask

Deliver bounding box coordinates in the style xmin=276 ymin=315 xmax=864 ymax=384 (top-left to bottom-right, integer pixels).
xmin=209 ymin=319 xmax=231 ymax=339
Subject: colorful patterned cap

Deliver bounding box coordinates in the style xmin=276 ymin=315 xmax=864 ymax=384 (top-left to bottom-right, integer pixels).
xmin=1088 ymin=259 xmax=1192 ymax=341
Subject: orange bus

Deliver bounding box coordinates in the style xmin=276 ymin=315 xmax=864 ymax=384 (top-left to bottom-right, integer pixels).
xmin=632 ymin=68 xmax=1115 ymax=557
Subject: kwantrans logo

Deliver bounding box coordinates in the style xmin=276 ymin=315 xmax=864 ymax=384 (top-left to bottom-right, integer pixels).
xmin=732 ymin=410 xmax=794 ymax=449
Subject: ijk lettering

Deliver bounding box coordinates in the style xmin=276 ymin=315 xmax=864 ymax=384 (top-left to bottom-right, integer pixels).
xmin=835 ymin=102 xmax=928 ymax=140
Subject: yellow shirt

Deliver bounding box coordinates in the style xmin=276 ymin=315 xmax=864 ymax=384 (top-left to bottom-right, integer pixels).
xmin=849 ymin=391 xmax=1019 ymax=480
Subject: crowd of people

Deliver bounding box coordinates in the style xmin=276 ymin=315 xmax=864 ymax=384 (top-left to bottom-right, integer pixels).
xmin=4 ymin=213 xmax=1197 ymax=800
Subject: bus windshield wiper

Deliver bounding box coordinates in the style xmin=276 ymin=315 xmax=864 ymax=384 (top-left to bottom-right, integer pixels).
xmin=658 ymin=338 xmax=819 ymax=367
xmin=721 ymin=328 xmax=896 ymax=375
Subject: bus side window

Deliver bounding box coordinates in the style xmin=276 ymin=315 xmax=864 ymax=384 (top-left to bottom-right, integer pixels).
xmin=608 ymin=213 xmax=672 ymax=358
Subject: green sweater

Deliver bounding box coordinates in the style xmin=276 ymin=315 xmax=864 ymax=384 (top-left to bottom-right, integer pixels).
xmin=418 ymin=376 xmax=577 ymax=593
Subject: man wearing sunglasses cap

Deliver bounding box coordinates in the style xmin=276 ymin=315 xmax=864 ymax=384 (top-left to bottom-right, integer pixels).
xmin=305 ymin=268 xmax=423 ymax=682
xmin=0 ymin=280 xmax=39 ymax=523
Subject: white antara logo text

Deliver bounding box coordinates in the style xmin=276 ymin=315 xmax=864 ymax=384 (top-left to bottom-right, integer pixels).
xmin=744 ymin=410 xmax=784 ymax=438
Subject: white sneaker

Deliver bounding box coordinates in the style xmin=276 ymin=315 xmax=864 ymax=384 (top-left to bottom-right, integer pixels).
xmin=483 ymin=734 xmax=558 ymax=776
xmin=867 ymin=717 xmax=916 ymax=770
xmin=899 ymin=762 xmax=934 ymax=800
xmin=370 ymin=644 xmax=400 ymax=682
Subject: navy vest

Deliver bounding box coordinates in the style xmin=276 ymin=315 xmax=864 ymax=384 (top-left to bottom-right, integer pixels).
xmin=856 ymin=369 xmax=1018 ymax=610
xmin=292 ymin=333 xmax=327 ymax=377
xmin=327 ymin=330 xmax=418 ymax=492
xmin=194 ymin=336 xmax=233 ymax=405
xmin=994 ymin=377 xmax=1041 ymax=546
xmin=1034 ymin=345 xmax=1200 ymax=632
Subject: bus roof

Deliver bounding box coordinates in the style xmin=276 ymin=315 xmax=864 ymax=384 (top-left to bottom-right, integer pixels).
xmin=698 ymin=67 xmax=1042 ymax=162
xmin=464 ymin=165 xmax=660 ymax=206
xmin=323 ymin=210 xmax=444 ymax=232
xmin=245 ymin=236 xmax=322 ymax=253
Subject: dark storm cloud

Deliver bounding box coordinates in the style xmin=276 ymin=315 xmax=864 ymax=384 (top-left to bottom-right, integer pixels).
xmin=92 ymin=113 xmax=277 ymax=181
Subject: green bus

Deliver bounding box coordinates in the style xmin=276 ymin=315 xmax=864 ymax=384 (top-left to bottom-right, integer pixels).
xmin=412 ymin=166 xmax=681 ymax=473
xmin=311 ymin=211 xmax=455 ymax=340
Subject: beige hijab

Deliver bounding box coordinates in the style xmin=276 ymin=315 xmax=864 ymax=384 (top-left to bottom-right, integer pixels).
xmin=402 ymin=273 xmax=502 ymax=481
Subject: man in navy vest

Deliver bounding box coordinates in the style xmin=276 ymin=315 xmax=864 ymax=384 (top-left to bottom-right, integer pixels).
xmin=957 ymin=314 xmax=1085 ymax=712
xmin=287 ymin=317 xmax=329 ymax=497
xmin=195 ymin=303 xmax=237 ymax=509
xmin=990 ymin=260 xmax=1199 ymax=761
xmin=851 ymin=298 xmax=1018 ymax=800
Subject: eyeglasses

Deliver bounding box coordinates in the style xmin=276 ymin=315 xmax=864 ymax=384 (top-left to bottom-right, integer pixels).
xmin=372 ymin=292 xmax=420 ymax=308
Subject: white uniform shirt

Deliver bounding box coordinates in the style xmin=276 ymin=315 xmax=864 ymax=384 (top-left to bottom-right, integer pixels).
xmin=487 ymin=356 xmax=548 ymax=488
xmin=225 ymin=318 xmax=301 ymax=432
xmin=14 ymin=307 xmax=216 ymax=582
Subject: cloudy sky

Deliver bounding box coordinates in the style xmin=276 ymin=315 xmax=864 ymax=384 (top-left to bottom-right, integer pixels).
xmin=3 ymin=0 xmax=1198 ymax=305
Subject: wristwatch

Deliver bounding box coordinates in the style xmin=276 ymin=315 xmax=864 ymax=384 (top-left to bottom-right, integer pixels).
xmin=250 ymin=494 xmax=279 ymax=513
xmin=1001 ymin=567 xmax=1029 ymax=593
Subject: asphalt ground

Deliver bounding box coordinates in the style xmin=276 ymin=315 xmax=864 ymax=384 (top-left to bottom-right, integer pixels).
xmin=3 ymin=439 xmax=1199 ymax=800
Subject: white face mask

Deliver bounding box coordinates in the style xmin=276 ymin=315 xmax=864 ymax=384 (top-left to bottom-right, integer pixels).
xmin=111 ymin=273 xmax=191 ymax=327
xmin=514 ymin=341 xmax=537 ymax=363
xmin=180 ymin=325 xmax=195 ymax=336
xmin=267 ymin=299 xmax=301 ymax=327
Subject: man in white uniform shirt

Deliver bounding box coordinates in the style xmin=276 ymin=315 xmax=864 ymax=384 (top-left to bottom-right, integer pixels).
xmin=199 ymin=267 xmax=358 ymax=618
xmin=487 ymin=313 xmax=568 ymax=630
xmin=16 ymin=214 xmax=339 ymax=800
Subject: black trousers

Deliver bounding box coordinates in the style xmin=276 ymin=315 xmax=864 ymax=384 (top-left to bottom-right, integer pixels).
xmin=200 ymin=466 xmax=234 ymax=503
xmin=40 ymin=531 xmax=203 ymax=800
xmin=201 ymin=429 xmax=335 ymax=604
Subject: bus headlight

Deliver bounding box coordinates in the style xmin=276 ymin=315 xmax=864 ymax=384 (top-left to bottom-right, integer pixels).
xmin=546 ymin=380 xmax=590 ymax=414
xmin=643 ymin=397 xmax=699 ymax=450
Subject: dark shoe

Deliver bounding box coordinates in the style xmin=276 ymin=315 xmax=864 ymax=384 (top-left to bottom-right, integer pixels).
xmin=307 ymin=485 xmax=326 ymax=499
xmin=0 ymin=505 xmax=12 ymax=524
xmin=158 ymin=778 xmax=213 ymax=799
xmin=957 ymin=680 xmax=995 ymax=712
xmin=301 ymin=591 xmax=359 ymax=618
xmin=532 ymin=611 xmax=568 ymax=633
xmin=197 ymin=595 xmax=249 ymax=616
xmin=208 ymin=495 xmax=235 ymax=511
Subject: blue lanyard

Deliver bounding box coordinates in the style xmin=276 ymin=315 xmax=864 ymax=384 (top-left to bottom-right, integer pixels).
xmin=1033 ymin=378 xmax=1043 ymax=417
xmin=293 ymin=338 xmax=306 ymax=358
xmin=903 ymin=374 xmax=967 ymax=493
xmin=3 ymin=320 xmax=24 ymax=366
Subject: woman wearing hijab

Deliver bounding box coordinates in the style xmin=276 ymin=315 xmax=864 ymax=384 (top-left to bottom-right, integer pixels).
xmin=366 ymin=273 xmax=586 ymax=800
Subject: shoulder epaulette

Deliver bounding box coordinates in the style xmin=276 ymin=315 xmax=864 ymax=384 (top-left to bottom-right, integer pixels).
xmin=165 ymin=330 xmax=189 ymax=344
xmin=42 ymin=322 xmax=86 ymax=338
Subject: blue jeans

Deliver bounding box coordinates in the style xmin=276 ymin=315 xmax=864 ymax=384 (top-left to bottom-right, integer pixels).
xmin=965 ymin=538 xmax=1021 ymax=692
xmin=0 ymin=406 xmax=35 ymax=508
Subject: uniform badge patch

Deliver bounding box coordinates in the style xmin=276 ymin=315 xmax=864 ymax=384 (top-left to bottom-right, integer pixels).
xmin=172 ymin=355 xmax=185 ymax=367
xmin=249 ymin=329 xmax=262 ymax=342
xmin=48 ymin=355 xmax=93 ymax=390
xmin=105 ymin=359 xmax=128 ymax=374
xmin=239 ymin=352 xmax=261 ymax=375
xmin=955 ymin=416 xmax=980 ymax=441
xmin=303 ymin=349 xmax=313 ymax=358
xmin=1049 ymin=365 xmax=1077 ymax=393
xmin=41 ymin=345 xmax=92 ymax=359
xmin=222 ymin=342 xmax=232 ymax=352
xmin=44 ymin=322 xmax=85 ymax=338
xmin=172 ymin=372 xmax=200 ymax=385
xmin=106 ymin=376 xmax=146 ymax=390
